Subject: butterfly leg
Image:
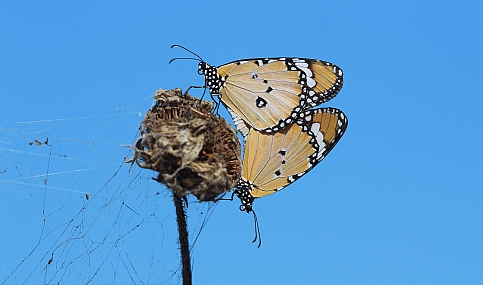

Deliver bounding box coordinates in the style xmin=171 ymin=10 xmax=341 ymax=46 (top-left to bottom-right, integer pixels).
xmin=184 ymin=85 xmax=206 ymax=95
xmin=208 ymin=92 xmax=222 ymax=116
xmin=183 ymin=85 xmax=209 ymax=109
xmin=213 ymin=191 xmax=235 ymax=202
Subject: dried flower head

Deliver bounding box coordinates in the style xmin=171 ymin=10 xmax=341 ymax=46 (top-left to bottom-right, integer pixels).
xmin=127 ymin=88 xmax=241 ymax=201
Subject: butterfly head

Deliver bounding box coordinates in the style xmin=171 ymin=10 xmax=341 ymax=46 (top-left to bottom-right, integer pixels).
xmin=197 ymin=61 xmax=208 ymax=75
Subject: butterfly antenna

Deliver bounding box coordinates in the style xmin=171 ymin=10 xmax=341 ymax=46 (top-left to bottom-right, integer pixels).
xmin=170 ymin=44 xmax=210 ymax=109
xmin=171 ymin=44 xmax=203 ymax=61
xmin=252 ymin=210 xmax=262 ymax=248
xmin=169 ymin=57 xmax=201 ymax=64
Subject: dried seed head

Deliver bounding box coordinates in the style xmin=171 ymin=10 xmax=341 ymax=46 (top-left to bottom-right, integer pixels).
xmin=127 ymin=88 xmax=241 ymax=201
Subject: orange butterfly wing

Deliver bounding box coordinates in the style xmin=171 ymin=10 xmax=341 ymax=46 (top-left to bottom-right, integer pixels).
xmin=208 ymin=58 xmax=343 ymax=132
xmin=235 ymin=107 xmax=348 ymax=212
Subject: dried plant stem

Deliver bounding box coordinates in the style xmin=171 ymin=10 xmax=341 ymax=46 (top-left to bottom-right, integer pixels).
xmin=173 ymin=192 xmax=192 ymax=285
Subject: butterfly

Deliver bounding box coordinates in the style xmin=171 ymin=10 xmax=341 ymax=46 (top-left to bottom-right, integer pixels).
xmin=232 ymin=107 xmax=348 ymax=213
xmin=170 ymin=45 xmax=344 ymax=133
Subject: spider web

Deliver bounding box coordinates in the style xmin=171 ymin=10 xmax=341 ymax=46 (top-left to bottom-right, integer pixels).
xmin=0 ymin=97 xmax=218 ymax=284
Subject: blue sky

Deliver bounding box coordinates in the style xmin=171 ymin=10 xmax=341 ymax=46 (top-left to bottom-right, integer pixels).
xmin=1 ymin=1 xmax=483 ymax=284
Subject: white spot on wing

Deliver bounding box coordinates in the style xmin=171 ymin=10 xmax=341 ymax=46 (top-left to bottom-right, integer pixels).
xmin=306 ymin=77 xmax=316 ymax=88
xmin=296 ymin=64 xmax=313 ymax=79
xmin=296 ymin=62 xmax=309 ymax=68
xmin=311 ymin=122 xmax=321 ymax=137
xmin=316 ymin=132 xmax=324 ymax=148
xmin=318 ymin=146 xmax=326 ymax=160
xmin=227 ymin=108 xmax=249 ymax=138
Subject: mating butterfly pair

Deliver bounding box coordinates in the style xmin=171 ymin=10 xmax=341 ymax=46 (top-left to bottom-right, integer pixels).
xmin=171 ymin=45 xmax=348 ymax=213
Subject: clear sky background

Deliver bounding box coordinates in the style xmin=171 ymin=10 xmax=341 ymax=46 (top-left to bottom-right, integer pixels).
xmin=1 ymin=2 xmax=483 ymax=285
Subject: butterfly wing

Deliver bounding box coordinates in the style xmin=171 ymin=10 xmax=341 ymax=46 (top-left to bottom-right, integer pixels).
xmin=235 ymin=107 xmax=348 ymax=212
xmin=216 ymin=58 xmax=343 ymax=132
